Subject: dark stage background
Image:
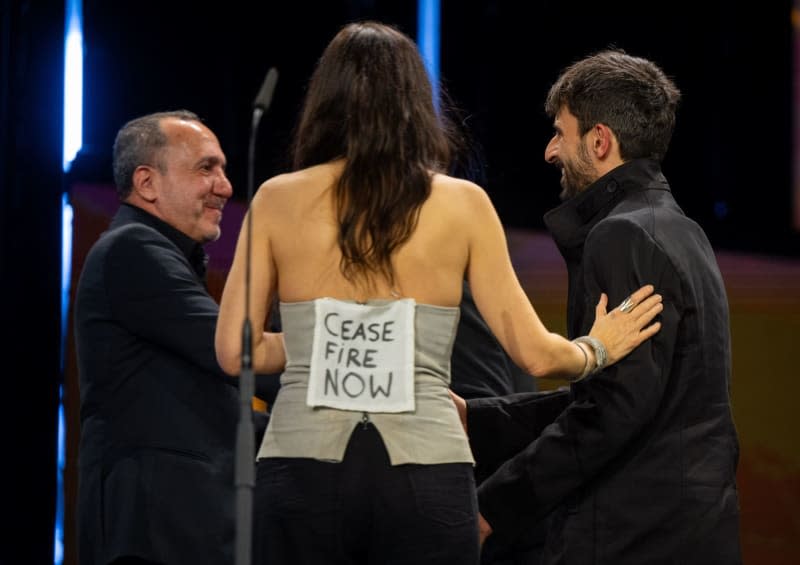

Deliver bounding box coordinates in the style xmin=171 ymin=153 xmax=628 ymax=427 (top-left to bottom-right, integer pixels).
xmin=68 ymin=0 xmax=799 ymax=256
xmin=2 ymin=1 xmax=797 ymax=564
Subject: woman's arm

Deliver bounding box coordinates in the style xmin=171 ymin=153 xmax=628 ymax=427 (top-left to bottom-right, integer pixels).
xmin=215 ymin=181 xmax=286 ymax=376
xmin=461 ymin=182 xmax=661 ymax=380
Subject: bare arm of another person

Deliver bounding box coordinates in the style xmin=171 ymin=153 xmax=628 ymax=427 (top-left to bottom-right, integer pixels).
xmin=458 ymin=178 xmax=662 ymax=380
xmin=215 ymin=180 xmax=286 ymax=376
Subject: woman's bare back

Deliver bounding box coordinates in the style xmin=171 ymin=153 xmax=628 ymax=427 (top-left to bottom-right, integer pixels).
xmin=259 ymin=159 xmax=483 ymax=307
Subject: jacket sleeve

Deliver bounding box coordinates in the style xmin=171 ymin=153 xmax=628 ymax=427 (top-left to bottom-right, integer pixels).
xmin=103 ymin=224 xmax=230 ymax=379
xmin=466 ymin=390 xmax=570 ymax=483
xmin=477 ymin=217 xmax=682 ymax=537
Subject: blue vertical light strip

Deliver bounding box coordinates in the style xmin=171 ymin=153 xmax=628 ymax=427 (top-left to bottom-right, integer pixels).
xmin=63 ymin=0 xmax=83 ymax=172
xmin=59 ymin=1 xmax=82 ymax=564
xmin=54 ymin=196 xmax=73 ymax=565
xmin=417 ymin=0 xmax=441 ymax=112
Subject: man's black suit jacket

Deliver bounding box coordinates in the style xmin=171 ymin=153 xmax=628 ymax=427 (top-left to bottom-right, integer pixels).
xmin=74 ymin=203 xmax=241 ymax=565
xmin=469 ymin=160 xmax=742 ymax=564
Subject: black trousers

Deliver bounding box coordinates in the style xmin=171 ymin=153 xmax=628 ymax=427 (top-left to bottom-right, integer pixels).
xmin=253 ymin=422 xmax=479 ymax=565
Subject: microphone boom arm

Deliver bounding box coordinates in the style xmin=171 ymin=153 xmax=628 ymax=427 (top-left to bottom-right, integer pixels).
xmin=235 ymin=67 xmax=278 ymax=565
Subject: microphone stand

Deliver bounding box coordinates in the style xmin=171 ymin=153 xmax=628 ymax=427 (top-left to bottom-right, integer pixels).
xmin=236 ymin=67 xmax=278 ymax=565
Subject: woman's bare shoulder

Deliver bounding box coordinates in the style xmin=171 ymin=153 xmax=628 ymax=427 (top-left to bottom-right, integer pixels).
xmin=260 ymin=162 xmax=339 ymax=192
xmin=252 ymin=161 xmax=341 ymax=211
xmin=430 ymin=173 xmax=493 ymax=210
xmin=431 ymin=172 xmax=482 ymax=191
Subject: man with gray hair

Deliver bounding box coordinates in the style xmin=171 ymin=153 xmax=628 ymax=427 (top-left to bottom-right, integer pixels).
xmin=74 ymin=110 xmax=249 ymax=564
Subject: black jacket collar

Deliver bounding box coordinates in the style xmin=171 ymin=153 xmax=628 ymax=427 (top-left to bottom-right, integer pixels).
xmin=543 ymin=158 xmax=670 ymax=251
xmin=110 ymin=202 xmax=208 ymax=279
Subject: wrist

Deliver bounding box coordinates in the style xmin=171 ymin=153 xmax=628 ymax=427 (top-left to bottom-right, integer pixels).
xmin=571 ymin=341 xmax=593 ymax=382
xmin=571 ymin=335 xmax=608 ymax=378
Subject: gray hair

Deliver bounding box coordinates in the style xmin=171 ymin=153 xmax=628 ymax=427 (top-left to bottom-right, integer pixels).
xmin=112 ymin=109 xmax=200 ymax=199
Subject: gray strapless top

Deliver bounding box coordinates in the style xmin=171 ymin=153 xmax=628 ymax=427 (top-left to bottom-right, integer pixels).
xmin=257 ymin=299 xmax=475 ymax=465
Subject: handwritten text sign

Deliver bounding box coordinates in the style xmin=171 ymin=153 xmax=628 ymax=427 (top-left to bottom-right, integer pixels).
xmin=307 ymin=298 xmax=415 ymax=413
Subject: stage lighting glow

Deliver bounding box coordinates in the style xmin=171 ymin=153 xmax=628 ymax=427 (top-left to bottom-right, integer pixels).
xmin=58 ymin=2 xmax=82 ymax=563
xmin=418 ymin=0 xmax=441 ymax=112
xmin=62 ymin=0 xmax=83 ymax=173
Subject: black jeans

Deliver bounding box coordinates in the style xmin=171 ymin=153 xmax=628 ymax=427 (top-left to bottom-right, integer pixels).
xmin=253 ymin=422 xmax=479 ymax=565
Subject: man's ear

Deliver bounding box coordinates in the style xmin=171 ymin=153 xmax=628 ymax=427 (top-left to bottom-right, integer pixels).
xmin=132 ymin=165 xmax=158 ymax=203
xmin=590 ymin=123 xmax=616 ymax=160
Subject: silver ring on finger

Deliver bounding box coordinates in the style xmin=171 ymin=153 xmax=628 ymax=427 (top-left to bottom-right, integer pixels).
xmin=618 ymin=295 xmax=635 ymax=313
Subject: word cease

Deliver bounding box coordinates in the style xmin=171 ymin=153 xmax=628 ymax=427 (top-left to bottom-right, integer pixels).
xmin=307 ymin=298 xmax=416 ymax=413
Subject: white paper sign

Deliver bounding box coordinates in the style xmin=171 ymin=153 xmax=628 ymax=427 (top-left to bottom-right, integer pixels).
xmin=307 ymin=298 xmax=416 ymax=413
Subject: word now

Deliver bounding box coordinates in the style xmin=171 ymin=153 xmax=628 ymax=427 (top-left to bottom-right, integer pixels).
xmin=324 ymin=368 xmax=393 ymax=398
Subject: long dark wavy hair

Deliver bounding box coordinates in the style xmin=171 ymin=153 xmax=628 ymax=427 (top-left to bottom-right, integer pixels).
xmin=291 ymin=21 xmax=460 ymax=288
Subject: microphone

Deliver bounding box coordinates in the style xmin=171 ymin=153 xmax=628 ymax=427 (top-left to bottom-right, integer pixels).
xmin=254 ymin=67 xmax=279 ymax=114
xmin=236 ymin=66 xmax=278 ymax=565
